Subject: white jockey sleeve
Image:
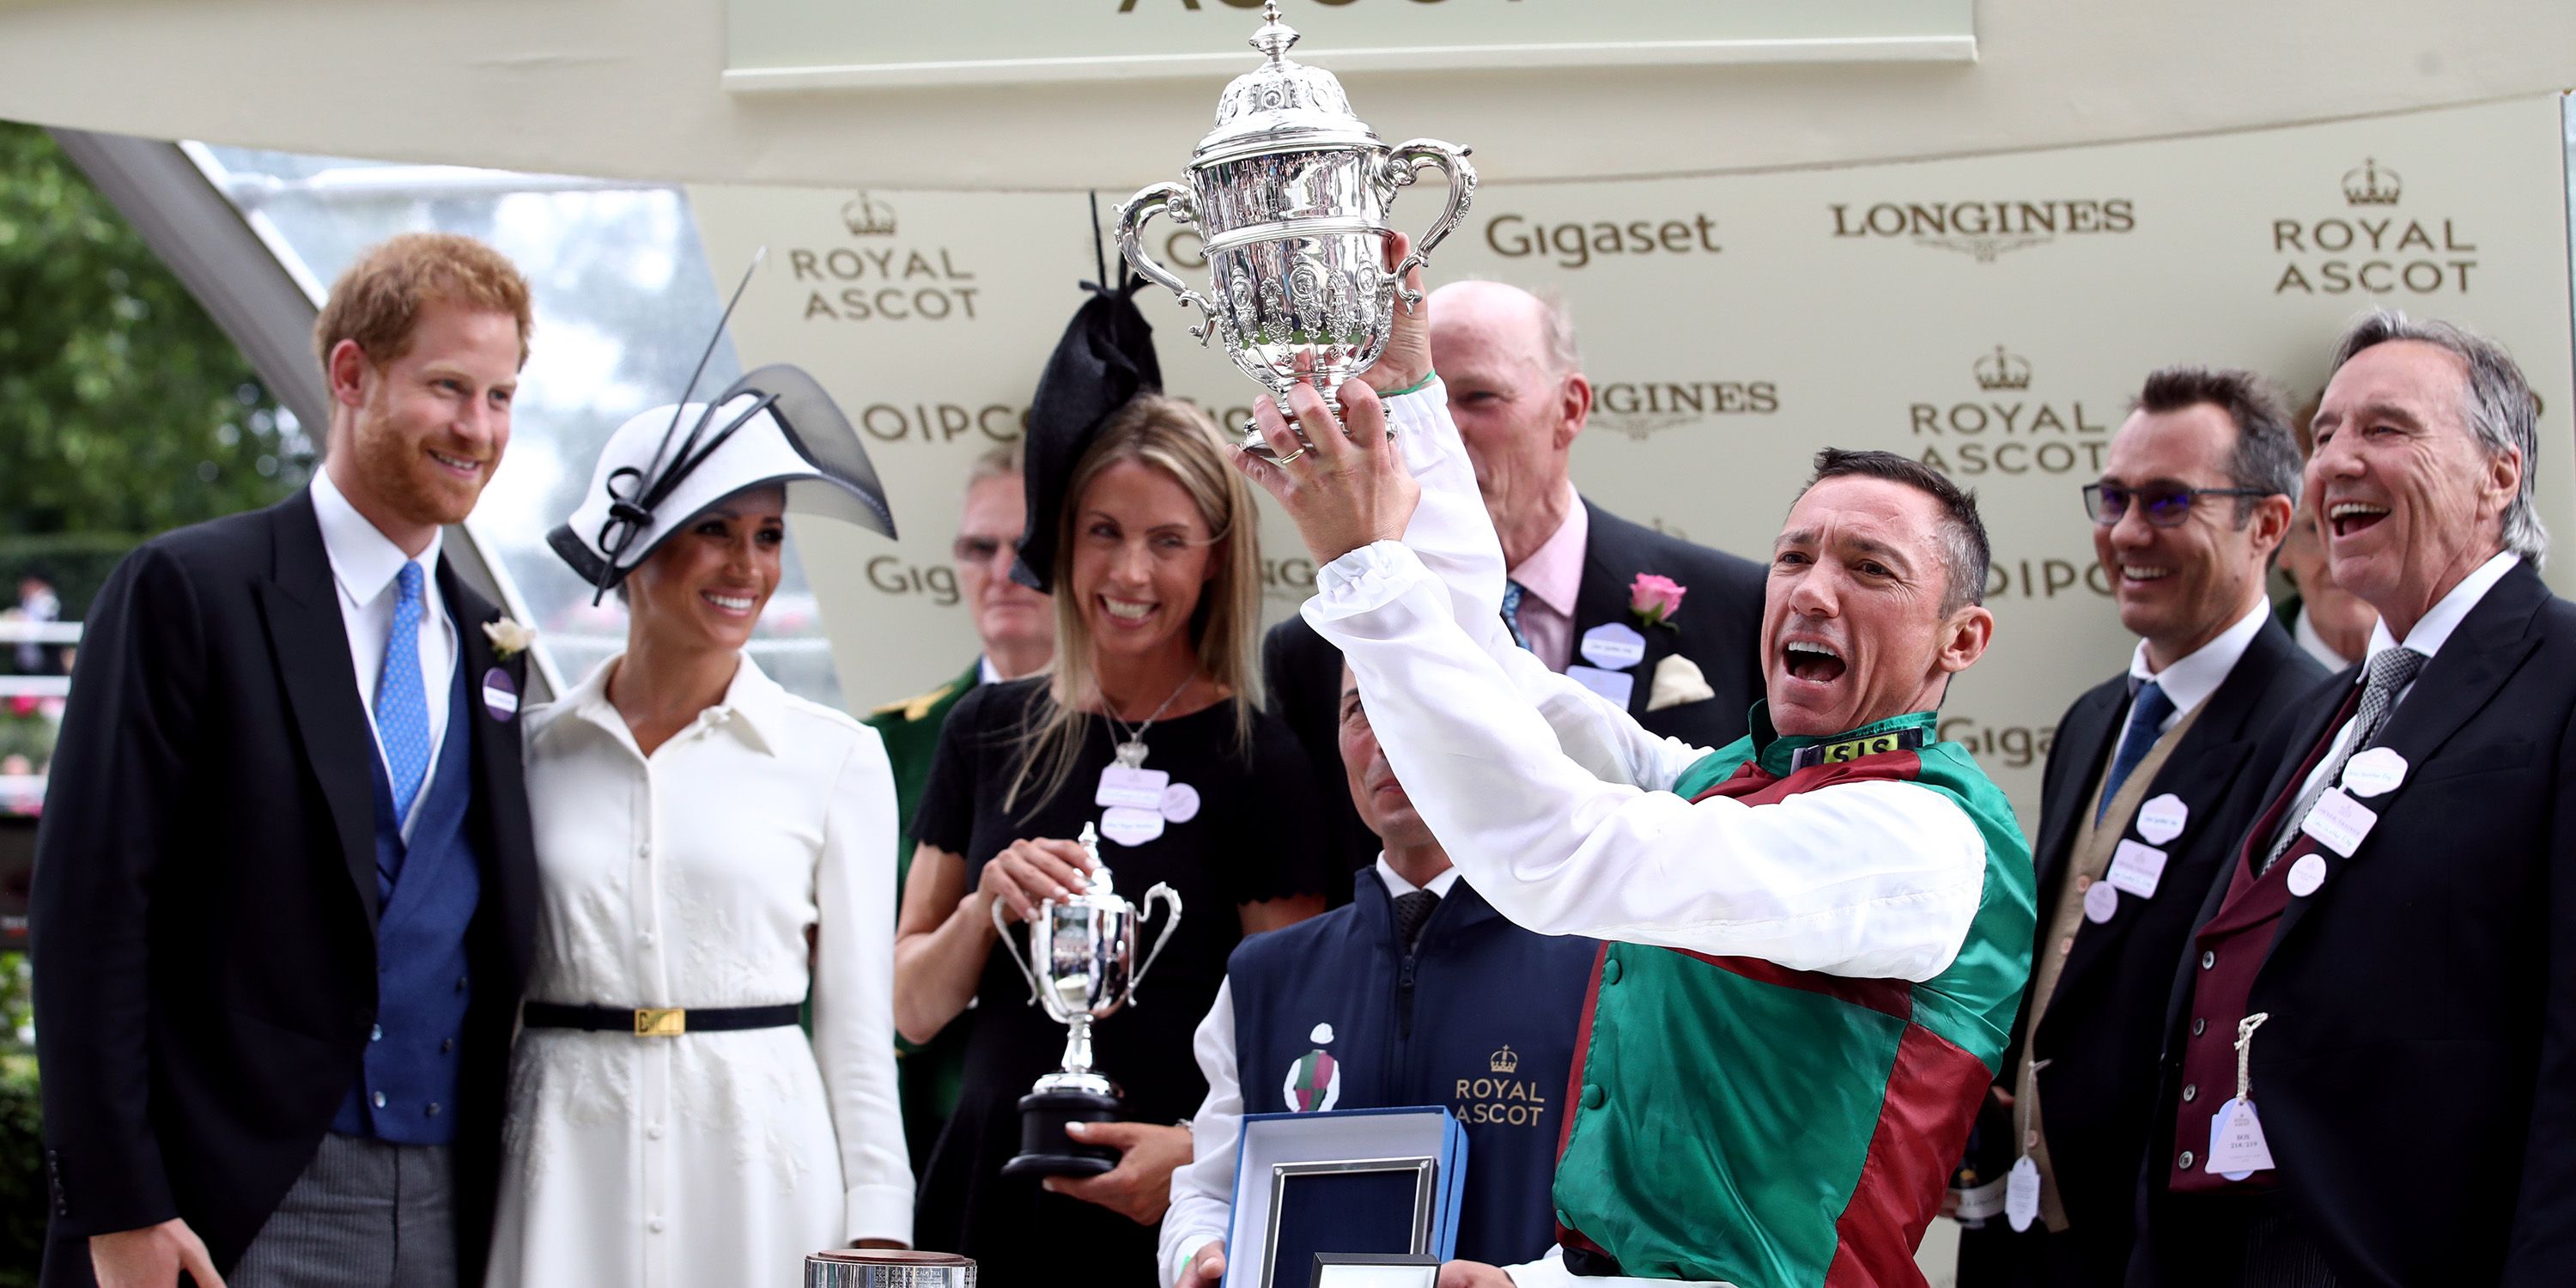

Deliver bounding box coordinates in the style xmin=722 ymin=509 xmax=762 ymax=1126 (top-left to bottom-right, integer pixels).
xmin=1303 ymin=539 xmax=1985 ymax=981
xmin=1160 ymin=980 xmax=1240 ymax=1288
xmin=1379 ymin=381 xmax=1707 ymax=791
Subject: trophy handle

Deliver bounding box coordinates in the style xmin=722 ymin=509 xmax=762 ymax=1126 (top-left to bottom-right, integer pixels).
xmin=1380 ymin=140 xmax=1479 ymax=307
xmin=1125 ymin=883 xmax=1187 ymax=1005
xmin=1115 ymin=183 xmax=1221 ymax=346
xmin=989 ymin=894 xmax=1050 ymax=1011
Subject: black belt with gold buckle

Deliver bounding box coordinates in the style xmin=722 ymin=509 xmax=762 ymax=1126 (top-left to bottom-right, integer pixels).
xmin=521 ymin=1002 xmax=801 ymax=1037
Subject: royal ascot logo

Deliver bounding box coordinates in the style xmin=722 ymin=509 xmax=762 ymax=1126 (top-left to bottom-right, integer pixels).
xmin=2270 ymin=157 xmax=2477 ymax=296
xmin=2342 ymin=158 xmax=2402 ymax=207
xmin=1592 ymin=380 xmax=1780 ymax=442
xmin=1911 ymin=347 xmax=2112 ymax=479
xmin=1483 ymin=212 xmax=1723 ymax=271
xmin=842 ymin=191 xmax=898 ymax=237
xmin=1454 ymin=1045 xmax=1550 ymax=1127
xmin=788 ymin=193 xmax=983 ymax=323
xmin=1828 ymin=199 xmax=2136 ymax=264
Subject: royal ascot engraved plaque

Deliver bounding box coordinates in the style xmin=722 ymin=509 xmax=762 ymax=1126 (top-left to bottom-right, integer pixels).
xmin=1116 ymin=2 xmax=1476 ymax=463
xmin=992 ymin=823 xmax=1185 ymax=1177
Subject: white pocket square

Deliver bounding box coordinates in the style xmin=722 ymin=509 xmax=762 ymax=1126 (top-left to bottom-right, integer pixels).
xmin=1646 ymin=653 xmax=1716 ymax=712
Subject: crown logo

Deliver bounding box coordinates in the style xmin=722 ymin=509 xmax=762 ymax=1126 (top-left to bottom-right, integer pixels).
xmin=841 ymin=192 xmax=897 ymax=237
xmin=1973 ymin=345 xmax=2032 ymax=392
xmin=1489 ymin=1044 xmax=1520 ymax=1074
xmin=2342 ymin=158 xmax=2402 ymax=207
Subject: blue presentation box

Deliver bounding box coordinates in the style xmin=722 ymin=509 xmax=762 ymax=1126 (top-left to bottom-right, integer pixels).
xmin=1222 ymin=1105 xmax=1468 ymax=1288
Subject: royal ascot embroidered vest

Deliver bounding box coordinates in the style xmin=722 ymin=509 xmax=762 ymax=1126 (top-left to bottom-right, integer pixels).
xmin=1230 ymin=871 xmax=1596 ymax=1269
xmin=333 ymin=658 xmax=485 ymax=1145
xmin=1550 ymin=708 xmax=2035 ymax=1286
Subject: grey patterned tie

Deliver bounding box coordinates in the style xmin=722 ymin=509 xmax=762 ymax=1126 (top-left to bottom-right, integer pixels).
xmin=2257 ymin=646 xmax=2426 ymax=874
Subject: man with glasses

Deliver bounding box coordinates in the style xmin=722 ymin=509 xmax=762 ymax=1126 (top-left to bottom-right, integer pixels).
xmin=864 ymin=443 xmax=1055 ymax=1174
xmin=1957 ymin=367 xmax=2324 ymax=1288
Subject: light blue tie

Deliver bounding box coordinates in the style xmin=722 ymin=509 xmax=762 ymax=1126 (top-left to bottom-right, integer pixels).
xmin=1499 ymin=579 xmax=1533 ymax=652
xmin=378 ymin=561 xmax=431 ymax=829
xmin=2097 ymin=678 xmax=2176 ymax=823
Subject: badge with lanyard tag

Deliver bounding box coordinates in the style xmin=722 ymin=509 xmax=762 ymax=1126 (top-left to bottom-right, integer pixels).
xmin=2005 ymin=1056 xmax=2050 ymax=1231
xmin=2208 ymin=1012 xmax=2279 ymax=1180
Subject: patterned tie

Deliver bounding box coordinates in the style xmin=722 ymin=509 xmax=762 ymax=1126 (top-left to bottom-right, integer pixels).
xmin=1392 ymin=889 xmax=1441 ymax=952
xmin=2097 ymin=679 xmax=2177 ymax=823
xmin=377 ymin=561 xmax=432 ymax=829
xmin=1499 ymin=580 xmax=1533 ymax=652
xmin=2257 ymin=646 xmax=2426 ymax=874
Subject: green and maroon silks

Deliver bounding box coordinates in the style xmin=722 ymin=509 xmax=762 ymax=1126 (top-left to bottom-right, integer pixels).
xmin=1290 ymin=1048 xmax=1340 ymax=1113
xmin=1550 ymin=707 xmax=2036 ymax=1286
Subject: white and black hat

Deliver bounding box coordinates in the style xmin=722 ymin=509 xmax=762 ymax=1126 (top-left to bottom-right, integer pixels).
xmin=549 ymin=362 xmax=896 ymax=598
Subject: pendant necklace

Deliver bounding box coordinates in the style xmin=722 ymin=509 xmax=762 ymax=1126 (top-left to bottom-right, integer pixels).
xmin=1103 ymin=673 xmax=1195 ymax=769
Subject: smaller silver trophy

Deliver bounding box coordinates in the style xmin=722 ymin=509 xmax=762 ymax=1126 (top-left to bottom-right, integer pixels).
xmin=805 ymin=1250 xmax=975 ymax=1288
xmin=992 ymin=823 xmax=1184 ymax=1177
xmin=1117 ymin=1 xmax=1475 ymax=462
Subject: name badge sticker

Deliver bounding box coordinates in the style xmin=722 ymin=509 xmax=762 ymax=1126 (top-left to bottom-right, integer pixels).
xmin=1096 ymin=765 xmax=1171 ymax=811
xmin=2286 ymin=853 xmax=2329 ymax=898
xmin=481 ymin=667 xmax=519 ymax=722
xmin=2299 ymin=787 xmax=2378 ymax=858
xmin=2136 ymin=793 xmax=2189 ymax=846
xmin=1566 ymin=664 xmax=1636 ymax=709
xmin=2083 ymin=880 xmax=2120 ymax=924
xmin=2341 ymin=746 xmax=2409 ymax=799
xmin=2106 ymin=839 xmax=2168 ymax=899
xmin=1099 ymin=805 xmax=1165 ymax=848
xmin=1579 ymin=622 xmax=1648 ymax=671
xmin=1159 ymin=781 xmax=1201 ymax=824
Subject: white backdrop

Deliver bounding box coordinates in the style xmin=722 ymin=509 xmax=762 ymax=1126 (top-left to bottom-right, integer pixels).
xmin=690 ymin=94 xmax=2575 ymax=826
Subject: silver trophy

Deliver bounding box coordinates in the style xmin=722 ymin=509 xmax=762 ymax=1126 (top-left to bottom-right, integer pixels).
xmin=805 ymin=1250 xmax=975 ymax=1288
xmin=1116 ymin=1 xmax=1476 ymax=462
xmin=991 ymin=823 xmax=1184 ymax=1177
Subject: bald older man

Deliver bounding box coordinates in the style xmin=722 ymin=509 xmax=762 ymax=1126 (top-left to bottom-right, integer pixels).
xmin=1264 ymin=282 xmax=1766 ymax=878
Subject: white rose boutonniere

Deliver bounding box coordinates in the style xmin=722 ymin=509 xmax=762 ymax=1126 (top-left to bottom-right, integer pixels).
xmin=483 ymin=617 xmax=536 ymax=661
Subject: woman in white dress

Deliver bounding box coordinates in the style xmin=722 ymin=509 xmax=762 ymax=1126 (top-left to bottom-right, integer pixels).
xmin=487 ymin=368 xmax=913 ymax=1286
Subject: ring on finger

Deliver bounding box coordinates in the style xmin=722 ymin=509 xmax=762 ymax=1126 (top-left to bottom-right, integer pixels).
xmin=1276 ymin=448 xmax=1306 ymax=465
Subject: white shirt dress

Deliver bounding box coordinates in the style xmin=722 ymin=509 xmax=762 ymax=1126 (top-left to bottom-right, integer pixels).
xmin=487 ymin=654 xmax=913 ymax=1288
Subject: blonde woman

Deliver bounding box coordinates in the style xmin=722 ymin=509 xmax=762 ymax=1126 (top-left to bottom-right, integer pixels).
xmin=489 ymin=368 xmax=913 ymax=1286
xmin=896 ymin=386 xmax=1329 ymax=1285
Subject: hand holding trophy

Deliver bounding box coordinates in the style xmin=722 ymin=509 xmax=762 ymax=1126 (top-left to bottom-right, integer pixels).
xmin=991 ymin=823 xmax=1185 ymax=1178
xmin=1116 ymin=1 xmax=1475 ymax=463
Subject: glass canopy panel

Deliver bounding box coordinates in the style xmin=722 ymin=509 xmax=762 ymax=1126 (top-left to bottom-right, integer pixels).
xmin=183 ymin=146 xmax=843 ymax=708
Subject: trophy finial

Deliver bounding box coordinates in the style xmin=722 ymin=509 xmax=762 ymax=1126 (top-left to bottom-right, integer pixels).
xmin=1077 ymin=822 xmax=1114 ymax=895
xmin=1250 ymin=2 xmax=1300 ymax=65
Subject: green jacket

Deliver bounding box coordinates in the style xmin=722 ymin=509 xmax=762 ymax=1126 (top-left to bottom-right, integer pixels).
xmin=860 ymin=659 xmax=982 ymax=1176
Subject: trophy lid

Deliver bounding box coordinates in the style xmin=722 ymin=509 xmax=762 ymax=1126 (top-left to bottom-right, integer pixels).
xmin=1194 ymin=3 xmax=1380 ymax=167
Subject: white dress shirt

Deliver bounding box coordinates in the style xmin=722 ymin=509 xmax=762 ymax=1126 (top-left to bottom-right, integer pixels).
xmin=1301 ymin=382 xmax=1989 ymax=982
xmin=1158 ymin=860 xmax=1467 ymax=1288
xmin=310 ymin=466 xmax=455 ymax=837
xmin=2288 ymin=550 xmax=2519 ymax=807
xmin=2117 ymin=596 xmax=2275 ymax=738
xmin=489 ymin=654 xmax=913 ymax=1285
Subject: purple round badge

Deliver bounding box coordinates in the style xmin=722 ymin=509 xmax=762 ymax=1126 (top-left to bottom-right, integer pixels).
xmin=481 ymin=666 xmax=520 ymax=723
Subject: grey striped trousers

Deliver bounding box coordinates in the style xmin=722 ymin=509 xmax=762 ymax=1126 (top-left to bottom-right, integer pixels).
xmin=230 ymin=1133 xmax=456 ymax=1288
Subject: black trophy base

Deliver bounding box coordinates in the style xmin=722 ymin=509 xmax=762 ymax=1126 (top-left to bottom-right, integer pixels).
xmin=999 ymin=1086 xmax=1121 ymax=1179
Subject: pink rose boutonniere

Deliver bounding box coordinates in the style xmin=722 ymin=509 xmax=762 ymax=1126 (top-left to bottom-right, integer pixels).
xmin=1630 ymin=573 xmax=1686 ymax=629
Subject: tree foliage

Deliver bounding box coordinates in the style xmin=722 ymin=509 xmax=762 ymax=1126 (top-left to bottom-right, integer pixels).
xmin=0 ymin=122 xmax=305 ymax=609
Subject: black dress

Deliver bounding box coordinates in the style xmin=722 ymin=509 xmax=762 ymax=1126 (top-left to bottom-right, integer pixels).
xmin=912 ymin=678 xmax=1327 ymax=1285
